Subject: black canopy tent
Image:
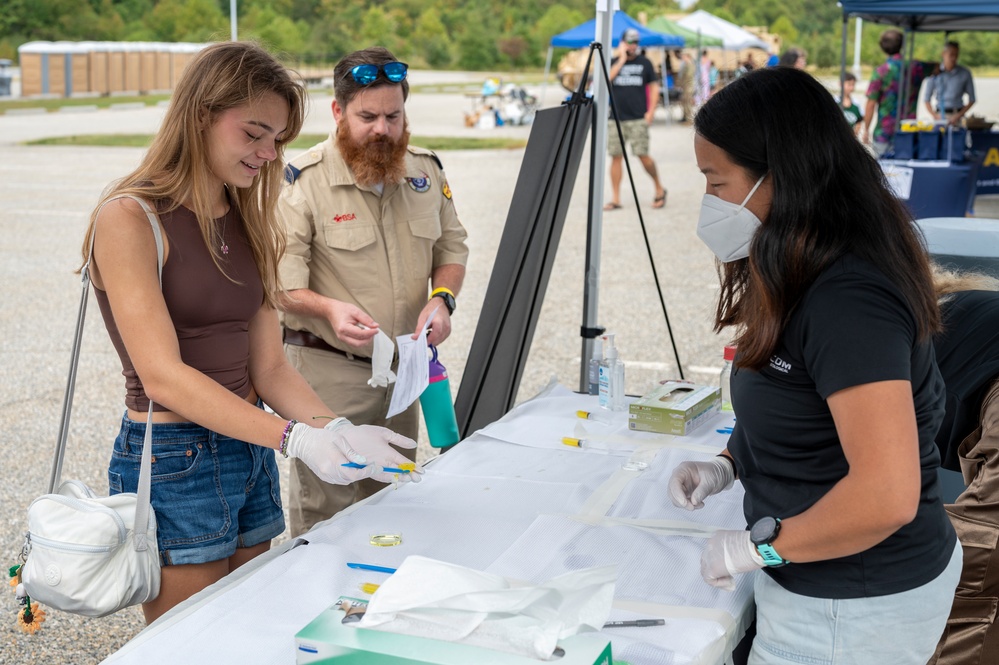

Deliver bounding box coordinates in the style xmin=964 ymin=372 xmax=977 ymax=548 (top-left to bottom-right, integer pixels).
xmin=840 ymin=0 xmax=999 ymax=31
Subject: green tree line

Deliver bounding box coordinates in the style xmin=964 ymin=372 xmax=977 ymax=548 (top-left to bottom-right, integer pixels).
xmin=1 ymin=0 xmax=599 ymax=68
xmin=2 ymin=0 xmax=997 ymax=71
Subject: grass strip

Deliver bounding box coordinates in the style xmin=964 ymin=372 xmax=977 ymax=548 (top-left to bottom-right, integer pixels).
xmin=26 ymin=133 xmax=527 ymax=151
xmin=0 ymin=94 xmax=171 ymax=113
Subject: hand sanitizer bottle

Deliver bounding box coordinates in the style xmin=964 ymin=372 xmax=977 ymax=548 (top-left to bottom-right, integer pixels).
xmin=598 ymin=333 xmax=626 ymax=411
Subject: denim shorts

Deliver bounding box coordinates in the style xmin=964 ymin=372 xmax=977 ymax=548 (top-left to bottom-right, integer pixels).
xmin=108 ymin=414 xmax=285 ymax=566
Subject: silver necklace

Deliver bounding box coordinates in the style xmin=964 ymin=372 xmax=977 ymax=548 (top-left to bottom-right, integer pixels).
xmin=219 ymin=187 xmax=231 ymax=255
xmin=218 ymin=210 xmax=229 ymax=255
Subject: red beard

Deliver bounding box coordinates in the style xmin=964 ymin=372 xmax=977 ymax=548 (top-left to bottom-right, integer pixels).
xmin=336 ymin=117 xmax=410 ymax=188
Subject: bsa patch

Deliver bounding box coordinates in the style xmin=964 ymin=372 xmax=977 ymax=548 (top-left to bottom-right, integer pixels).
xmin=406 ymin=176 xmax=431 ymax=193
xmin=442 ymin=179 xmax=452 ymax=200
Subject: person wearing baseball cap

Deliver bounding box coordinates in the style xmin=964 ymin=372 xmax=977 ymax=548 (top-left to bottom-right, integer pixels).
xmin=604 ymin=27 xmax=667 ymax=211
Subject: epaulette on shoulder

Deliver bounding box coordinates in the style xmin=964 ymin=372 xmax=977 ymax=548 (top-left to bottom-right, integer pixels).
xmin=284 ymin=147 xmax=324 ymax=184
xmin=407 ymin=145 xmax=443 ymax=172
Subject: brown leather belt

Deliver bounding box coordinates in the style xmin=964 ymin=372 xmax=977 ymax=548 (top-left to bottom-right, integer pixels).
xmin=282 ymin=328 xmax=371 ymax=364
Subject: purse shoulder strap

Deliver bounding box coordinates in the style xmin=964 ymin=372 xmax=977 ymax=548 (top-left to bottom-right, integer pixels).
xmin=51 ymin=194 xmax=164 ymax=551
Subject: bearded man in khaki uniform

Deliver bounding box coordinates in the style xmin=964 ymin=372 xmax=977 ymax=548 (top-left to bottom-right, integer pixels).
xmin=277 ymin=47 xmax=469 ymax=536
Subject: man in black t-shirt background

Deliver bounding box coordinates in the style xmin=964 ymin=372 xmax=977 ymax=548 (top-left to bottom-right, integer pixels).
xmin=604 ymin=28 xmax=668 ymax=212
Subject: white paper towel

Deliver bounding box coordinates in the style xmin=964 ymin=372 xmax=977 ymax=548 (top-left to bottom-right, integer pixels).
xmin=357 ymin=555 xmax=617 ymax=659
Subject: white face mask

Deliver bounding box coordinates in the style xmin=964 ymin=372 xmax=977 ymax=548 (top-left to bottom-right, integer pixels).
xmin=696 ymin=175 xmax=767 ymax=263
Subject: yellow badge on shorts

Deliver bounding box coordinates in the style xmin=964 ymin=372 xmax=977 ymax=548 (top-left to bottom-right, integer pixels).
xmin=442 ymin=179 xmax=452 ymax=200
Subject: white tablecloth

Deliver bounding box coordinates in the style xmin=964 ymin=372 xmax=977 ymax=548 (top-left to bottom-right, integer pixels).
xmin=103 ymin=383 xmax=753 ymax=665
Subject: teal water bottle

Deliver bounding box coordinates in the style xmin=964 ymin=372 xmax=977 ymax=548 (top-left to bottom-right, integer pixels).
xmin=420 ymin=345 xmax=460 ymax=448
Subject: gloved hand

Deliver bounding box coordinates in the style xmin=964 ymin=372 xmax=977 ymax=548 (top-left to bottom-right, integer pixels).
xmin=667 ymin=457 xmax=735 ymax=510
xmin=285 ymin=422 xmax=373 ymax=485
xmin=324 ymin=418 xmax=423 ymax=484
xmin=700 ymin=529 xmax=765 ymax=591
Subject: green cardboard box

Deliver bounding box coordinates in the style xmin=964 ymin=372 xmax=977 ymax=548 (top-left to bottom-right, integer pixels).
xmin=295 ymin=600 xmax=613 ymax=665
xmin=628 ymin=382 xmax=720 ymax=436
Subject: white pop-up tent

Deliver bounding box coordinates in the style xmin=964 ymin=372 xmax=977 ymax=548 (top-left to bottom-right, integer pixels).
xmin=676 ymin=10 xmax=772 ymax=51
xmin=675 ymin=11 xmax=772 ymax=104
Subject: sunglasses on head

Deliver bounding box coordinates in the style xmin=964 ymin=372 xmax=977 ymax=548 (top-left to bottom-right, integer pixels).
xmin=347 ymin=61 xmax=409 ymax=85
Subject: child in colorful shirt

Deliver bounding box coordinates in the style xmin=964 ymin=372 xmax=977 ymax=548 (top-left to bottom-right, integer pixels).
xmin=837 ymin=72 xmax=863 ymax=137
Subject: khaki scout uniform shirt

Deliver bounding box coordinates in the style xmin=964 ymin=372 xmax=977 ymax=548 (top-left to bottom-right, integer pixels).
xmin=277 ymin=136 xmax=468 ymax=356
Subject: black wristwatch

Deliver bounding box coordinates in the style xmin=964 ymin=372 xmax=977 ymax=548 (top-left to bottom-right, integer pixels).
xmin=749 ymin=516 xmax=790 ymax=567
xmin=430 ymin=288 xmax=456 ymax=316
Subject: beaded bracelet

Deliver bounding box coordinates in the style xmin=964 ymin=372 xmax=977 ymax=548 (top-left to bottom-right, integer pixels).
xmin=279 ymin=419 xmax=298 ymax=458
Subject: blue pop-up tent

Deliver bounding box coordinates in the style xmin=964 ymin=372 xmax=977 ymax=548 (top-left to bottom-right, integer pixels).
xmin=550 ymin=11 xmax=685 ymax=48
xmin=542 ymin=12 xmax=684 ymax=106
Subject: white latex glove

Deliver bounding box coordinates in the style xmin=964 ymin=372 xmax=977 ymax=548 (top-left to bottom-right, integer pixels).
xmin=285 ymin=422 xmax=373 ymax=485
xmin=325 ymin=418 xmax=424 ymax=484
xmin=700 ymin=529 xmax=765 ymax=591
xmin=368 ymin=328 xmax=397 ymax=388
xmin=668 ymin=457 xmax=735 ymax=510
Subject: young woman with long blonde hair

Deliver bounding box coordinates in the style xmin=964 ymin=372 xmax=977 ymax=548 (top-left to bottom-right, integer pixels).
xmin=83 ymin=42 xmax=420 ymax=623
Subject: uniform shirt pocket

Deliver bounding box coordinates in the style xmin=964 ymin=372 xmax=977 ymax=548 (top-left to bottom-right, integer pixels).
xmin=408 ymin=214 xmax=441 ymax=278
xmin=409 ymin=214 xmax=442 ymax=242
xmin=323 ymin=222 xmax=377 ymax=252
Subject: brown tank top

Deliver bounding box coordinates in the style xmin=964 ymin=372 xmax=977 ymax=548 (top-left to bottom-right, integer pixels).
xmin=93 ymin=199 xmax=264 ymax=411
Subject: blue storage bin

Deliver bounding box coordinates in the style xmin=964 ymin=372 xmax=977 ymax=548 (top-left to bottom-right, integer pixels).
xmin=942 ymin=128 xmax=967 ymax=163
xmin=894 ymin=133 xmax=917 ymax=160
xmin=917 ymin=131 xmax=940 ymax=160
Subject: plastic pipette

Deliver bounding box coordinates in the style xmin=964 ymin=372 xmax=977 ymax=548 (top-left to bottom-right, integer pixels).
xmin=341 ymin=462 xmax=415 ymax=474
xmin=346 ymin=562 xmax=397 ymax=574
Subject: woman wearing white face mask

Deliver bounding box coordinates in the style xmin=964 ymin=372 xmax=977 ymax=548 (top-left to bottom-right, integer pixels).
xmin=694 ymin=172 xmax=767 ymax=263
xmin=668 ymin=67 xmax=960 ymax=664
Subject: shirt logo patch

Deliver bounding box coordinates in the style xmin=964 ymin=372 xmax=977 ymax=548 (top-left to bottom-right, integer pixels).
xmin=769 ymin=355 xmax=792 ymax=374
xmin=406 ymin=176 xmax=431 ymax=193
xmin=333 ymin=213 xmax=356 ymax=223
xmin=442 ymin=180 xmax=452 ymax=199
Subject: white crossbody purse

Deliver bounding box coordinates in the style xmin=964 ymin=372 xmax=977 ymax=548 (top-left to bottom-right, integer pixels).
xmin=19 ymin=196 xmax=164 ymax=617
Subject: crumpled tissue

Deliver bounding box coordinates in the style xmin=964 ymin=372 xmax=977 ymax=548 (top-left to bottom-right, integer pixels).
xmin=357 ymin=556 xmax=617 ymax=660
xmin=368 ymin=328 xmax=397 ymax=388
